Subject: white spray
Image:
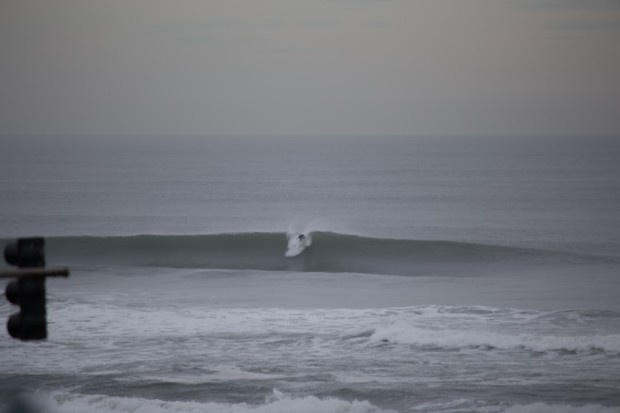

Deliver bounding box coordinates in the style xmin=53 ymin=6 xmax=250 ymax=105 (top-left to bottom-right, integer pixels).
xmin=285 ymin=216 xmax=322 ymax=257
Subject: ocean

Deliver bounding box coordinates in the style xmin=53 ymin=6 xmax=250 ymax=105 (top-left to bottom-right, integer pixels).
xmin=1 ymin=135 xmax=620 ymax=413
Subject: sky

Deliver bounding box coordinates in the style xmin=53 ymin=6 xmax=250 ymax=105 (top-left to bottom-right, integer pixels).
xmin=1 ymin=0 xmax=619 ymax=137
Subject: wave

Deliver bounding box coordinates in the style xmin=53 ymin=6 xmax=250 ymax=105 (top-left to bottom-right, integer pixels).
xmin=5 ymin=232 xmax=609 ymax=276
xmin=29 ymin=391 xmax=620 ymax=413
xmin=366 ymin=324 xmax=620 ymax=354
xmin=416 ymin=400 xmax=620 ymax=413
xmin=502 ymin=403 xmax=620 ymax=413
xmin=339 ymin=306 xmax=620 ymax=355
xmin=412 ymin=400 xmax=620 ymax=413
xmin=46 ymin=302 xmax=620 ymax=357
xmin=42 ymin=390 xmax=389 ymax=413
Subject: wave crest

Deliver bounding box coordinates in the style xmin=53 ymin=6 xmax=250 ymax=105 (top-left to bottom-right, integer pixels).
xmin=10 ymin=232 xmax=606 ymax=276
xmin=367 ymin=323 xmax=620 ymax=354
xmin=46 ymin=390 xmax=390 ymax=413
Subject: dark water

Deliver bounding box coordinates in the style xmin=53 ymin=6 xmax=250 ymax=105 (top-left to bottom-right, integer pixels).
xmin=2 ymin=135 xmax=620 ymax=255
xmin=1 ymin=135 xmax=620 ymax=412
xmin=5 ymin=232 xmax=615 ymax=276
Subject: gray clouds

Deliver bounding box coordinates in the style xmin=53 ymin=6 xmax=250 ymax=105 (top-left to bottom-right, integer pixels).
xmin=0 ymin=0 xmax=619 ymax=136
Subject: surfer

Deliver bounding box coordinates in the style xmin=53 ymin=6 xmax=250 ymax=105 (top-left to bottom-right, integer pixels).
xmin=286 ymin=233 xmax=310 ymax=257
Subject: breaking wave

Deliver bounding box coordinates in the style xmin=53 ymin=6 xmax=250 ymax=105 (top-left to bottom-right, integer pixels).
xmin=367 ymin=324 xmax=620 ymax=354
xmin=501 ymin=403 xmax=620 ymax=413
xmin=42 ymin=390 xmax=389 ymax=413
xmin=25 ymin=391 xmax=620 ymax=413
xmin=12 ymin=231 xmax=609 ymax=276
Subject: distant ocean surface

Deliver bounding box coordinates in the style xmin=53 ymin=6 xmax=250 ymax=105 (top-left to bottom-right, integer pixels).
xmin=1 ymin=135 xmax=620 ymax=413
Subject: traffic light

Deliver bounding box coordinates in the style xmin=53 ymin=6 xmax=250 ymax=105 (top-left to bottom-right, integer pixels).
xmin=4 ymin=238 xmax=47 ymax=340
xmin=4 ymin=237 xmax=45 ymax=268
xmin=6 ymin=276 xmax=47 ymax=340
xmin=2 ymin=237 xmax=69 ymax=341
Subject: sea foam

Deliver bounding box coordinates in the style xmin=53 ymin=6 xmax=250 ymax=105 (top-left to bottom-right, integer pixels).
xmin=370 ymin=323 xmax=620 ymax=354
xmin=46 ymin=390 xmax=390 ymax=413
xmin=501 ymin=402 xmax=620 ymax=413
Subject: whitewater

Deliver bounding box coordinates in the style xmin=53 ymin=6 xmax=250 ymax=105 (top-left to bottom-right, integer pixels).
xmin=1 ymin=135 xmax=620 ymax=412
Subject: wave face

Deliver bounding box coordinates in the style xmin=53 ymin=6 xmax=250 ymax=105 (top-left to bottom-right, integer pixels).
xmin=23 ymin=232 xmax=606 ymax=276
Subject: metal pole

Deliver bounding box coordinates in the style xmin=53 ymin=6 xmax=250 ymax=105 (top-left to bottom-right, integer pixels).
xmin=0 ymin=267 xmax=70 ymax=279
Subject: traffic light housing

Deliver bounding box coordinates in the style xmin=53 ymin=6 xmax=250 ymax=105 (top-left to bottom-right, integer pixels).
xmin=2 ymin=238 xmax=69 ymax=341
xmin=4 ymin=237 xmax=45 ymax=268
xmin=4 ymin=238 xmax=47 ymax=340
xmin=5 ymin=276 xmax=47 ymax=340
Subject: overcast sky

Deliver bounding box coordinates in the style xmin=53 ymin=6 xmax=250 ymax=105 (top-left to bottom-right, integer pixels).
xmin=1 ymin=0 xmax=619 ymax=136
